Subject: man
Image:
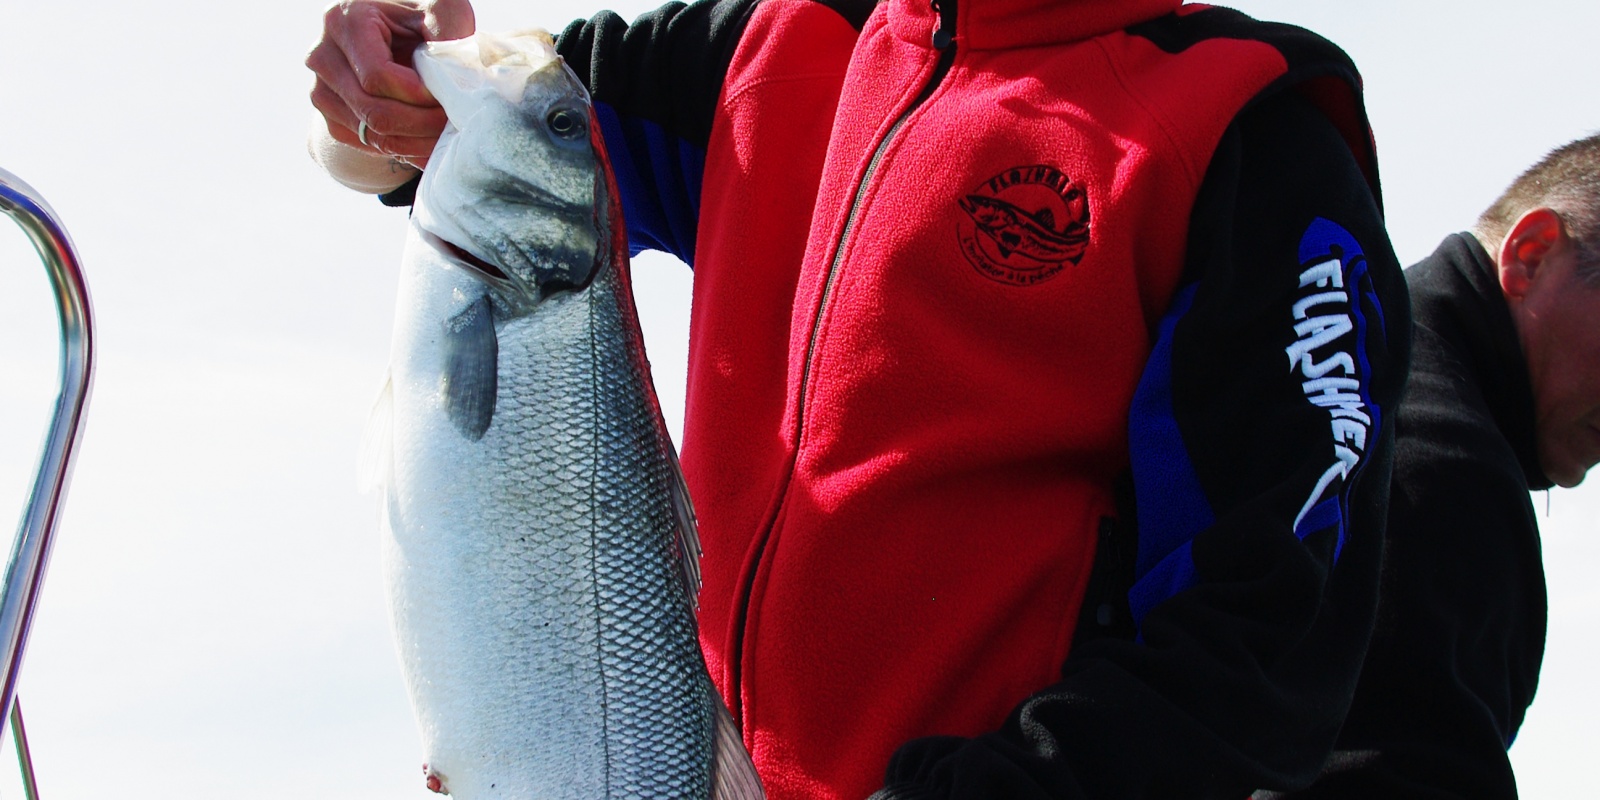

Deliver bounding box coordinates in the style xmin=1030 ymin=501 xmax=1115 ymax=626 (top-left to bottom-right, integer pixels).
xmin=1271 ymin=136 xmax=1600 ymax=798
xmin=307 ymin=1 xmax=1411 ymax=797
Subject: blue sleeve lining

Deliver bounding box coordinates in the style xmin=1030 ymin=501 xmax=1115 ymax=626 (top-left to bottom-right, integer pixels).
xmin=595 ymin=101 xmax=706 ymax=265
xmin=1127 ymin=282 xmax=1214 ymax=626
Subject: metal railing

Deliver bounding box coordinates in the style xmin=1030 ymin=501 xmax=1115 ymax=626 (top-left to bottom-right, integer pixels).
xmin=0 ymin=168 xmax=95 ymax=800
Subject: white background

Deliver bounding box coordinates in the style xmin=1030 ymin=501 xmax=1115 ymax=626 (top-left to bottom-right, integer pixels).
xmin=0 ymin=1 xmax=1595 ymax=797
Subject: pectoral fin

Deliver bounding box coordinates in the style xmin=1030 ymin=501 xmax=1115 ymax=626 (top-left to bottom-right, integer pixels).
xmin=442 ymin=295 xmax=498 ymax=441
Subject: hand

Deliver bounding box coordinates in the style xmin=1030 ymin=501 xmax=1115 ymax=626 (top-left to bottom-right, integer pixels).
xmin=306 ymin=0 xmax=476 ymax=170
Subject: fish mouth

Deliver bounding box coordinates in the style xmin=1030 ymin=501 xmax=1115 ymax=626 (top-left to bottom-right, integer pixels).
xmin=418 ymin=227 xmax=520 ymax=293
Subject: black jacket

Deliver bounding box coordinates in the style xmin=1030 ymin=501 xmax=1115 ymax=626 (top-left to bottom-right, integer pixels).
xmin=1267 ymin=233 xmax=1550 ymax=799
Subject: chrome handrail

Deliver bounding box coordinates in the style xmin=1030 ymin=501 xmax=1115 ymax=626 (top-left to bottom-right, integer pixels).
xmin=0 ymin=168 xmax=95 ymax=798
xmin=10 ymin=699 xmax=38 ymax=800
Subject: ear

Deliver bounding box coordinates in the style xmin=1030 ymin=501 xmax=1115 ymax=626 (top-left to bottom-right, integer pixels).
xmin=1497 ymin=207 xmax=1568 ymax=300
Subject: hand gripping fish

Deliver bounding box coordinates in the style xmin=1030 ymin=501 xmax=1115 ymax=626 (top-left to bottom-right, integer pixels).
xmin=362 ymin=31 xmax=764 ymax=800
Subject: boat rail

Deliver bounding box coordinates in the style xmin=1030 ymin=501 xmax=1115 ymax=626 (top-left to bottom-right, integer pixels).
xmin=0 ymin=168 xmax=96 ymax=800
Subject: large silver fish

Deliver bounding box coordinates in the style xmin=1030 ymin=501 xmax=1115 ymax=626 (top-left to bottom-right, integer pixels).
xmin=363 ymin=31 xmax=763 ymax=800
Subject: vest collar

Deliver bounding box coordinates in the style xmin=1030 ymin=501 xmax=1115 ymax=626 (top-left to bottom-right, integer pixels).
xmin=886 ymin=0 xmax=1184 ymax=52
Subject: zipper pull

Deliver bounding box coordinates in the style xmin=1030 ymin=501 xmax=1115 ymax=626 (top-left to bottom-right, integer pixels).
xmin=930 ymin=0 xmax=956 ymax=49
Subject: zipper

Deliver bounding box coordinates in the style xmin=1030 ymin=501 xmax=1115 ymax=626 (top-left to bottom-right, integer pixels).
xmin=795 ymin=2 xmax=960 ymax=426
xmin=725 ymin=0 xmax=961 ymax=725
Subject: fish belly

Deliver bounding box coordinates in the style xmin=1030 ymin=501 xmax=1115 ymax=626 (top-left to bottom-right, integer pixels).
xmin=381 ymin=234 xmax=715 ymax=798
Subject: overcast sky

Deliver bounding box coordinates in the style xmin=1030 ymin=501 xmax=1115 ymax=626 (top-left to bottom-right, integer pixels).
xmin=0 ymin=1 xmax=1596 ymax=797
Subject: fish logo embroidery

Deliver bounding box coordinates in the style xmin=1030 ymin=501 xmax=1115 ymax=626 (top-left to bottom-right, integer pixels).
xmin=957 ymin=164 xmax=1090 ymax=286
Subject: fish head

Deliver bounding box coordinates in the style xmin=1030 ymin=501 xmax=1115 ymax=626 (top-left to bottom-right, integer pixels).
xmin=412 ymin=31 xmax=611 ymax=312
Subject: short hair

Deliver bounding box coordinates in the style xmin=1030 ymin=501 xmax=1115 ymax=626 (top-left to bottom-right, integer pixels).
xmin=1475 ymin=133 xmax=1600 ymax=286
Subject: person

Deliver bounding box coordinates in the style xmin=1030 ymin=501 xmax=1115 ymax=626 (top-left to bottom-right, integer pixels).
xmin=306 ymin=1 xmax=1412 ymax=797
xmin=1266 ymin=135 xmax=1600 ymax=800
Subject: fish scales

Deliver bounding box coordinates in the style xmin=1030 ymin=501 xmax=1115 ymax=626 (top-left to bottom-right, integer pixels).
xmin=385 ymin=250 xmax=713 ymax=798
xmin=370 ymin=30 xmax=760 ymax=800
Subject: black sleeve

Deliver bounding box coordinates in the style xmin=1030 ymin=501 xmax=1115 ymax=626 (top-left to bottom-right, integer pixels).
xmin=1265 ymin=267 xmax=1544 ymax=800
xmin=554 ymin=0 xmax=762 ymax=149
xmin=872 ymin=90 xmax=1412 ymax=800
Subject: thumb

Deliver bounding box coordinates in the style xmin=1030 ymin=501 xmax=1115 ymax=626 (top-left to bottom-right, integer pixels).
xmin=424 ymin=0 xmax=477 ymax=40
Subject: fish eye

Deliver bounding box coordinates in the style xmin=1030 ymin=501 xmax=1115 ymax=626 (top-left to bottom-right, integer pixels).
xmin=546 ymin=108 xmax=586 ymax=141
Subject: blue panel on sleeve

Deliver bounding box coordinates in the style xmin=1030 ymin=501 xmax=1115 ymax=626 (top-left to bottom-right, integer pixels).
xmin=1291 ymin=218 xmax=1387 ymax=559
xmin=594 ymin=102 xmax=706 ymax=265
xmin=1295 ymin=216 xmax=1363 ymax=265
xmin=1297 ymin=497 xmax=1344 ymax=542
xmin=1127 ymin=281 xmax=1214 ymax=628
xmin=1129 ymin=541 xmax=1200 ymax=630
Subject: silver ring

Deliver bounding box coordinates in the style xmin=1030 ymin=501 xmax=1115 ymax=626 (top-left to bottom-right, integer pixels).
xmin=357 ymin=120 xmax=372 ymax=148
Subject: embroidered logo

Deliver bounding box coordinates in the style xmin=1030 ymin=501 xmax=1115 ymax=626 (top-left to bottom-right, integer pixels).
xmin=957 ymin=164 xmax=1091 ymax=286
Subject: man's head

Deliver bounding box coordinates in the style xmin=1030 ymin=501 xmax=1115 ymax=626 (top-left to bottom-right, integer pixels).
xmin=1474 ymin=133 xmax=1600 ymax=487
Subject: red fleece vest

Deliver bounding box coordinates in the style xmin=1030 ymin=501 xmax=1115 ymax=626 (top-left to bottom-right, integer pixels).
xmin=681 ymin=2 xmax=1316 ymax=796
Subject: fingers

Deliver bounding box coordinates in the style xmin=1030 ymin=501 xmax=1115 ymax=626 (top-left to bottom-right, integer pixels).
xmin=310 ymin=76 xmax=445 ymax=168
xmin=424 ymin=0 xmax=477 ymax=40
xmin=308 ymin=1 xmax=466 ymax=166
xmin=311 ymin=1 xmax=433 ymax=103
xmin=348 ymin=14 xmax=437 ymax=105
xmin=306 ymin=45 xmax=449 ymax=141
xmin=307 ymin=120 xmax=423 ymax=194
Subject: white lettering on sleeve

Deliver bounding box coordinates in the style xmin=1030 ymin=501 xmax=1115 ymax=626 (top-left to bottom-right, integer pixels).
xmin=1286 ymin=257 xmax=1372 ymax=534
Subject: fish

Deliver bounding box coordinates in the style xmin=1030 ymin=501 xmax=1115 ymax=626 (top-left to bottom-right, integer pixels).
xmin=361 ymin=30 xmax=764 ymax=800
xmin=957 ymin=194 xmax=1088 ymax=262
